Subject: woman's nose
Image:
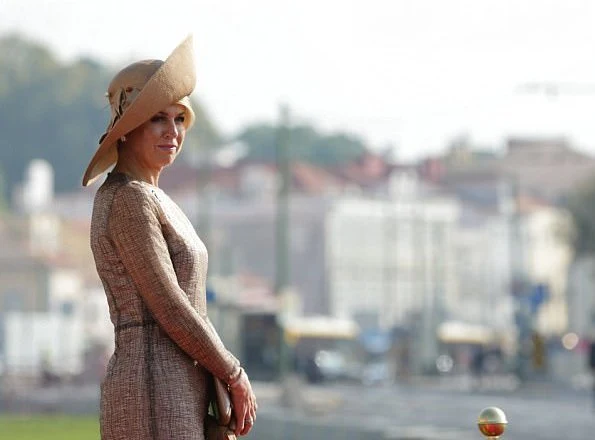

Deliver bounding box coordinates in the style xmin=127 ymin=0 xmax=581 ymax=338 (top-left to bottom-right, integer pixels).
xmin=164 ymin=119 xmax=178 ymax=138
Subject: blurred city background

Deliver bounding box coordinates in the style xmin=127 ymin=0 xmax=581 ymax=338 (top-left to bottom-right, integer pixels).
xmin=2 ymin=1 xmax=595 ymax=439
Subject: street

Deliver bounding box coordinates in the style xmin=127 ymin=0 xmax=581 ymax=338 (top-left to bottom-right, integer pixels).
xmin=4 ymin=375 xmax=595 ymax=439
xmin=254 ymin=376 xmax=595 ymax=439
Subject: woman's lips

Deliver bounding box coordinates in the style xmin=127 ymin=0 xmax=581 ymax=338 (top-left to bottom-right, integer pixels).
xmin=158 ymin=145 xmax=177 ymax=152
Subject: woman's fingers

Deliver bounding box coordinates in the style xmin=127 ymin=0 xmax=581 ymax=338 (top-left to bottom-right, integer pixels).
xmin=233 ymin=405 xmax=247 ymax=435
xmin=229 ymin=372 xmax=257 ymax=436
xmin=240 ymin=416 xmax=252 ymax=436
xmin=250 ymin=396 xmax=257 ymax=422
xmin=242 ymin=394 xmax=257 ymax=436
xmin=235 ymin=409 xmax=254 ymax=436
xmin=231 ymin=392 xmax=250 ymax=435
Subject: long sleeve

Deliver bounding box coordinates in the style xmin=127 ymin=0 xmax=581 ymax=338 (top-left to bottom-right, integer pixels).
xmin=107 ymin=183 xmax=240 ymax=382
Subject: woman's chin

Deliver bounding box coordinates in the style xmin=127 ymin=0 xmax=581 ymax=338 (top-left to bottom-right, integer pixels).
xmin=162 ymin=158 xmax=176 ymax=168
xmin=157 ymin=154 xmax=178 ymax=168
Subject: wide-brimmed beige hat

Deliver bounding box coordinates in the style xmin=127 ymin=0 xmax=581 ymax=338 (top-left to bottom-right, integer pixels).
xmin=82 ymin=35 xmax=196 ymax=186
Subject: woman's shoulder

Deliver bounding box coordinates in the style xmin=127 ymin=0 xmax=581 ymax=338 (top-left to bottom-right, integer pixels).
xmin=103 ymin=172 xmax=156 ymax=197
xmin=96 ymin=172 xmax=160 ymax=213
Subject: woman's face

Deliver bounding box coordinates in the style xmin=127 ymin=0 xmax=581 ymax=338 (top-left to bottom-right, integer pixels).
xmin=122 ymin=103 xmax=187 ymax=172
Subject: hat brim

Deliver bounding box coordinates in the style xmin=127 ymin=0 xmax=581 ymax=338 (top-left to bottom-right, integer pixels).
xmin=82 ymin=35 xmax=196 ymax=187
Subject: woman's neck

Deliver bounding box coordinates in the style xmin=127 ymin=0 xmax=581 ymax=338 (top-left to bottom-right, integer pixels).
xmin=112 ymin=160 xmax=160 ymax=187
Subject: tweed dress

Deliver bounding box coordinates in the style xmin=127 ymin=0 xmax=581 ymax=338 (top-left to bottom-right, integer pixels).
xmin=90 ymin=172 xmax=240 ymax=440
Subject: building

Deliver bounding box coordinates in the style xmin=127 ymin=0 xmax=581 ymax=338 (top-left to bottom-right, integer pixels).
xmin=521 ymin=202 xmax=574 ymax=335
xmin=326 ymin=195 xmax=460 ymax=329
xmin=0 ymin=250 xmax=87 ymax=377
xmin=0 ymin=207 xmax=109 ymax=380
xmin=498 ymin=137 xmax=595 ymax=204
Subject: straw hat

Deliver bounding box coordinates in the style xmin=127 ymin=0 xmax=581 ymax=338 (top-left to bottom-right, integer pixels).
xmin=82 ymin=35 xmax=196 ymax=186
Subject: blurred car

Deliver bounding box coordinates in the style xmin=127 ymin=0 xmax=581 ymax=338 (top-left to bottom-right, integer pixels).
xmin=305 ymin=349 xmax=349 ymax=383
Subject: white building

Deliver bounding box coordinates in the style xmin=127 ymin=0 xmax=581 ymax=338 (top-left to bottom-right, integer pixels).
xmin=4 ymin=312 xmax=85 ymax=376
xmin=522 ymin=206 xmax=574 ymax=335
xmin=0 ymin=263 xmax=94 ymax=377
xmin=326 ymin=195 xmax=460 ymax=327
xmin=454 ymin=210 xmax=514 ymax=329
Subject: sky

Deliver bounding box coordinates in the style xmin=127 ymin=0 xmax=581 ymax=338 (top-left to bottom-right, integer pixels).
xmin=3 ymin=0 xmax=595 ymax=161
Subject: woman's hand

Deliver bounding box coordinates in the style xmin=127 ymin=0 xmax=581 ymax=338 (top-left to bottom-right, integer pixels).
xmin=229 ymin=369 xmax=258 ymax=436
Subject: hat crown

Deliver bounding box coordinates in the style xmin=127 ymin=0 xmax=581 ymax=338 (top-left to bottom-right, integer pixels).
xmin=107 ymin=60 xmax=163 ymax=106
xmin=109 ymin=60 xmax=162 ymax=90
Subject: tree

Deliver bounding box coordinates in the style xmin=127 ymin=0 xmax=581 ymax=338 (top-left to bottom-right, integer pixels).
xmin=236 ymin=122 xmax=367 ymax=166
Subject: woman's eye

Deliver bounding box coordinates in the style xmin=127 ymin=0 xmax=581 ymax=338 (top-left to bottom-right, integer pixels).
xmin=150 ymin=115 xmax=165 ymax=123
xmin=175 ymin=116 xmax=186 ymax=124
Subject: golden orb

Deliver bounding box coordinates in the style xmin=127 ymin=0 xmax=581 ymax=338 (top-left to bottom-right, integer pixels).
xmin=477 ymin=406 xmax=508 ymax=439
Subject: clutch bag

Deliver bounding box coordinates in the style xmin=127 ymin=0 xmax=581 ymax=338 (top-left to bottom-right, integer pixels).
xmin=206 ymin=375 xmax=236 ymax=440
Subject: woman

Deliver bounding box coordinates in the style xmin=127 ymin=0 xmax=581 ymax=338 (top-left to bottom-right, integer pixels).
xmin=83 ymin=36 xmax=257 ymax=439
